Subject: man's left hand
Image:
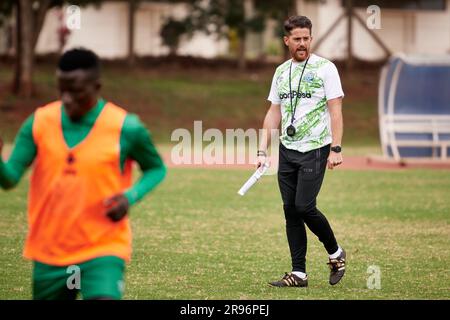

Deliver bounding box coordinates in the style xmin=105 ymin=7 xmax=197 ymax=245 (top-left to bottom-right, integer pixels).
xmin=104 ymin=194 xmax=129 ymax=222
xmin=327 ymin=152 xmax=343 ymax=170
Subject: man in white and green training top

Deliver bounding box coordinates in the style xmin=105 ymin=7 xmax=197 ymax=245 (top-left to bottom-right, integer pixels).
xmin=257 ymin=16 xmax=346 ymax=288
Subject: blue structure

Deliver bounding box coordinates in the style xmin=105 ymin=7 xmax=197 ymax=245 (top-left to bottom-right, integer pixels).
xmin=378 ymin=54 xmax=450 ymax=161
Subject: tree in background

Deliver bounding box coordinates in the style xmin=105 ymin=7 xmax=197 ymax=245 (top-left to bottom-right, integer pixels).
xmin=0 ymin=0 xmax=101 ymax=98
xmin=160 ymin=0 xmax=265 ymax=69
xmin=254 ymin=0 xmax=297 ymax=59
xmin=159 ymin=0 xmax=298 ymax=69
xmin=160 ymin=18 xmax=189 ymax=56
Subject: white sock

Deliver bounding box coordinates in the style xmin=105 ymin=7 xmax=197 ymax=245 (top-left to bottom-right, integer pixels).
xmin=291 ymin=271 xmax=307 ymax=279
xmin=329 ymin=246 xmax=342 ymax=259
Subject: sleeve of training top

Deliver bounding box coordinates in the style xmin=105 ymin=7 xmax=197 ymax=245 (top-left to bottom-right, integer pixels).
xmin=267 ymin=69 xmax=281 ymax=105
xmin=323 ymin=62 xmax=345 ymax=101
xmin=0 ymin=114 xmax=37 ymax=190
xmin=121 ymin=114 xmax=167 ymax=206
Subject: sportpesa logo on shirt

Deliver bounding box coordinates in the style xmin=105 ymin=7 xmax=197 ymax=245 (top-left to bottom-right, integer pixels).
xmin=279 ymin=91 xmax=312 ymax=100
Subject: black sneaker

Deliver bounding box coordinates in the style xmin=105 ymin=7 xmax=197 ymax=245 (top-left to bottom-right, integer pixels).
xmin=327 ymin=248 xmax=346 ymax=285
xmin=269 ymin=272 xmax=308 ymax=287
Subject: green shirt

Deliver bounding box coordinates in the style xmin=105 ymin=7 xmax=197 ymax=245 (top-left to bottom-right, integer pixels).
xmin=0 ymin=99 xmax=166 ymax=206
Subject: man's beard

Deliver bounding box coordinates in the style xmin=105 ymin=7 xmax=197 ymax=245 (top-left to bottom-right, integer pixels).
xmin=293 ymin=48 xmax=309 ymax=61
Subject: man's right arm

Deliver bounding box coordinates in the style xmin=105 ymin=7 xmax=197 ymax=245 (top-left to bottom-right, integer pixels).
xmin=257 ymin=67 xmax=283 ymax=169
xmin=256 ymin=103 xmax=281 ymax=169
xmin=0 ymin=114 xmax=37 ymax=190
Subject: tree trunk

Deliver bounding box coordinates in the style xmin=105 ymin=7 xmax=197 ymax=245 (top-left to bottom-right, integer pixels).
xmin=290 ymin=0 xmax=298 ymax=16
xmin=346 ymin=0 xmax=353 ymax=70
xmin=237 ymin=36 xmax=247 ymax=70
xmin=13 ymin=0 xmax=51 ymax=97
xmin=14 ymin=0 xmax=33 ymax=97
xmin=13 ymin=2 xmax=22 ymax=94
xmin=128 ymin=0 xmax=136 ymax=67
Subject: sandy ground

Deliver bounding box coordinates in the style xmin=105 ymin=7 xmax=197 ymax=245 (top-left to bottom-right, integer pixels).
xmin=161 ymin=153 xmax=450 ymax=171
xmin=2 ymin=144 xmax=449 ymax=171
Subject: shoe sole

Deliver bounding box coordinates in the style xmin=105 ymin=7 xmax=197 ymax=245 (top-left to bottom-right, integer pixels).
xmin=329 ymin=270 xmax=345 ymax=285
xmin=268 ymin=283 xmax=308 ymax=288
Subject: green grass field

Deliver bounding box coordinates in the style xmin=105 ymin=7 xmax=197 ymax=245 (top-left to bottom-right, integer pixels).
xmin=1 ymin=62 xmax=448 ymax=300
xmin=1 ymin=168 xmax=449 ymax=299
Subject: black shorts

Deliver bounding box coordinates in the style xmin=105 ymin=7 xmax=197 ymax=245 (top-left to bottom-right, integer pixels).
xmin=277 ymin=143 xmax=330 ymax=207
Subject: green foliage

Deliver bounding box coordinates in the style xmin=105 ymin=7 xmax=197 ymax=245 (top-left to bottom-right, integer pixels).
xmin=160 ymin=18 xmax=190 ymax=55
xmin=171 ymin=0 xmax=266 ymax=40
xmin=254 ymin=0 xmax=296 ymax=37
xmin=0 ymin=0 xmax=14 ymax=26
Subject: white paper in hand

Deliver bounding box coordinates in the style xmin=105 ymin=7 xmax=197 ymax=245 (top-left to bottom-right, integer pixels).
xmin=237 ymin=163 xmax=269 ymax=196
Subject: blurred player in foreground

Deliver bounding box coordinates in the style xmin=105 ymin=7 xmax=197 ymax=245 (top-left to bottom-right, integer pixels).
xmin=0 ymin=48 xmax=166 ymax=299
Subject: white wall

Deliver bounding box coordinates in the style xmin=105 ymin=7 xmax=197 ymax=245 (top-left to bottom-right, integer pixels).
xmin=315 ymin=0 xmax=348 ymax=60
xmin=33 ymin=0 xmax=450 ymax=60
xmin=134 ymin=2 xmax=174 ymax=56
xmin=415 ymin=4 xmax=450 ymax=54
xmin=36 ymin=1 xmax=228 ymax=59
xmin=35 ymin=7 xmax=61 ymax=54
xmin=37 ymin=3 xmax=129 ymax=58
xmin=297 ymin=0 xmax=450 ymax=61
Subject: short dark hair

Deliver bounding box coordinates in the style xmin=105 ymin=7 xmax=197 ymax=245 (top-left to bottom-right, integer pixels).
xmin=58 ymin=48 xmax=100 ymax=76
xmin=284 ymin=16 xmax=312 ymax=35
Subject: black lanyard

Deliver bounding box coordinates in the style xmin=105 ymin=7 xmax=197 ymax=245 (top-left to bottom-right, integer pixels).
xmin=288 ymin=56 xmax=310 ymax=125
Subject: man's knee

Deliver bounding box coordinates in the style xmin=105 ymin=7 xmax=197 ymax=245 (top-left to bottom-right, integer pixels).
xmin=283 ymin=205 xmax=302 ymax=226
xmin=295 ymin=202 xmax=317 ymax=216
